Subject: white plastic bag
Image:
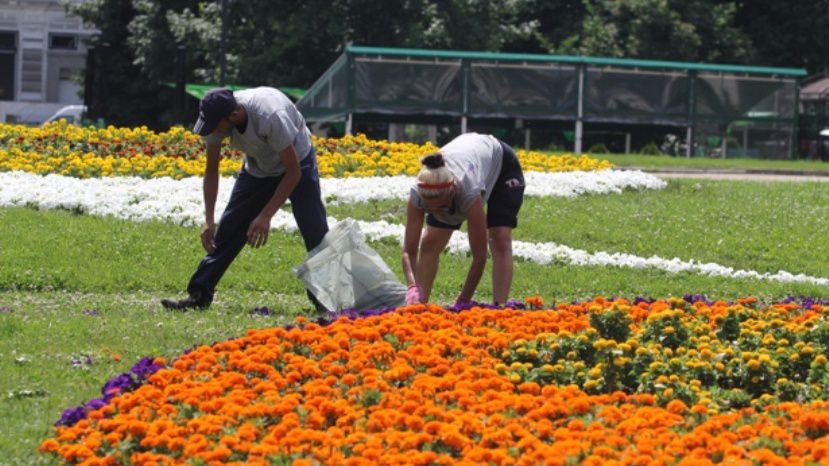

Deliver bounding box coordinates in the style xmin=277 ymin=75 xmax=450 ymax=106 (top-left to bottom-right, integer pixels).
xmin=294 ymin=219 xmax=406 ymax=312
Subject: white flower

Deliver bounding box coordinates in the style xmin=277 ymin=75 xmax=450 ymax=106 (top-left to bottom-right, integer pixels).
xmin=1 ymin=171 xmax=824 ymax=286
xmin=318 ymin=170 xmax=666 ymax=204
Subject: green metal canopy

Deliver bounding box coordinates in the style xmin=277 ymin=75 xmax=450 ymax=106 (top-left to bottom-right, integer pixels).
xmin=297 ymin=45 xmax=805 ymax=158
xmin=345 ymin=45 xmax=807 ymax=77
xmin=164 ymin=83 xmax=307 ymax=101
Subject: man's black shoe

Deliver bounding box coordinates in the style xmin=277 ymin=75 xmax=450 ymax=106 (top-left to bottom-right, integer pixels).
xmin=160 ymin=295 xmax=210 ymax=311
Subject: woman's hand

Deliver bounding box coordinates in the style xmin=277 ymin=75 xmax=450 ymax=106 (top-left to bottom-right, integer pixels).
xmin=405 ymin=283 xmax=424 ymax=305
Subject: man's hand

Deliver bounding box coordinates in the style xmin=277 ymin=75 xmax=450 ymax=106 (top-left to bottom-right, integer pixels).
xmin=201 ymin=222 xmax=217 ymax=253
xmin=246 ymin=214 xmax=272 ymax=248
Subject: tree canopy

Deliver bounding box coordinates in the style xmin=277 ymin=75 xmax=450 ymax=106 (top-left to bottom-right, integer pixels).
xmin=71 ymin=0 xmax=828 ymax=128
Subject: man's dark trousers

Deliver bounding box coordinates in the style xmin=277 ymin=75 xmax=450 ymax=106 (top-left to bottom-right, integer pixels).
xmin=186 ymin=148 xmax=329 ymax=305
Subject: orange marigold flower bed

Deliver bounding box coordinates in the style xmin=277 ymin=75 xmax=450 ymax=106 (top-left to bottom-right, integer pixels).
xmin=40 ymin=299 xmax=829 ymax=465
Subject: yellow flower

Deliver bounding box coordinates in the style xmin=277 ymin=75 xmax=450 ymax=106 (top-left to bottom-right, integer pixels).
xmin=0 ymin=124 xmax=613 ymax=179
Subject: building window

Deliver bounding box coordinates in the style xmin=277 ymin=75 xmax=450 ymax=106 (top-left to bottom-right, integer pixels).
xmin=0 ymin=31 xmax=15 ymax=50
xmin=49 ymin=34 xmax=77 ymax=50
xmin=0 ymin=31 xmax=15 ymax=101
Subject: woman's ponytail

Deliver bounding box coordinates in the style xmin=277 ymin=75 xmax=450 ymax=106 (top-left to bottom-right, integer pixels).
xmin=421 ymin=153 xmax=446 ymax=169
xmin=416 ymin=152 xmax=454 ymax=198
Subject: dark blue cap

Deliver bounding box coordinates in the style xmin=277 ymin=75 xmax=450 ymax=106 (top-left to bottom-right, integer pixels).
xmin=192 ymin=88 xmax=237 ymax=136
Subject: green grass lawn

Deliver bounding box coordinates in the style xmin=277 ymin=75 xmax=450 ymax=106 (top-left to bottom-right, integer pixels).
xmin=327 ymin=179 xmax=829 ymax=278
xmin=2 ymin=177 xmax=829 ymax=464
xmin=599 ymin=153 xmax=829 ymax=172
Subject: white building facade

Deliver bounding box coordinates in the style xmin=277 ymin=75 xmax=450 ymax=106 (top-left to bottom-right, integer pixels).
xmin=0 ymin=0 xmax=97 ymax=124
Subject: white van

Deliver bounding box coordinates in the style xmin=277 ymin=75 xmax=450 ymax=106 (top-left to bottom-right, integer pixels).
xmin=43 ymin=105 xmax=87 ymax=126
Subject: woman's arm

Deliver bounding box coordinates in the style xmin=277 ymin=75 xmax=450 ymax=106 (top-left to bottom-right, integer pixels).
xmin=402 ymin=201 xmax=427 ymax=304
xmin=458 ymin=197 xmax=487 ymax=301
xmin=402 ymin=201 xmax=425 ymax=286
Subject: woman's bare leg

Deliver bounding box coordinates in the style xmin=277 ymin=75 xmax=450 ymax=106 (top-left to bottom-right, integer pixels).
xmin=415 ymin=226 xmax=454 ymax=302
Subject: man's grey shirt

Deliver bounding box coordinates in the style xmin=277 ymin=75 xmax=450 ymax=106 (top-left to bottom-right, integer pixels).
xmin=202 ymin=87 xmax=312 ymax=177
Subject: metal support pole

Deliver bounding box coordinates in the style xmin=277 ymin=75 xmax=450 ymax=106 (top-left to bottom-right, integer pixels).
xmin=686 ymin=127 xmax=692 ymax=156
xmin=461 ymin=59 xmax=469 ymax=135
xmin=524 ymin=128 xmax=531 ymax=150
xmin=686 ymin=71 xmax=697 ymax=157
xmin=791 ymin=78 xmax=800 ymax=159
xmin=743 ymin=127 xmax=749 ymax=156
xmin=345 ymin=48 xmax=355 ymax=136
xmin=625 ymin=132 xmax=631 ymax=154
xmin=575 ymin=64 xmax=585 ymax=154
xmin=575 ymin=122 xmax=583 ymax=154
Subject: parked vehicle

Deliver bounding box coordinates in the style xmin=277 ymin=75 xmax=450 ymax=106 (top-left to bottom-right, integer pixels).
xmin=819 ymin=129 xmax=829 ymax=161
xmin=43 ymin=105 xmax=87 ymax=126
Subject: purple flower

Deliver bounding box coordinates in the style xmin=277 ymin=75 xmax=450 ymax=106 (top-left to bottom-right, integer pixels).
xmin=56 ymin=406 xmax=85 ymax=427
xmin=71 ymin=355 xmax=93 ymax=367
xmin=0 ymin=306 xmax=10 ymax=313
xmin=320 ymin=306 xmax=396 ymax=325
xmin=84 ymin=398 xmax=106 ymax=411
xmin=101 ymin=373 xmax=136 ymax=398
xmin=633 ymin=296 xmax=653 ymax=305
xmin=683 ymin=294 xmax=711 ymax=305
xmin=250 ymin=307 xmax=273 ymax=316
xmin=444 ymin=299 xmax=508 ymax=312
xmin=504 ymin=299 xmax=526 ymax=310
xmin=55 ymin=354 xmax=167 ymax=427
xmin=791 ymin=296 xmax=829 ymax=308
xmin=129 ymin=357 xmax=163 ymax=381
xmin=81 ymin=309 xmax=99 ymax=316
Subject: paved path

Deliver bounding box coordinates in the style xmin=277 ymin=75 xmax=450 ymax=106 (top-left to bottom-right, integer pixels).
xmin=653 ymin=172 xmax=829 ymax=182
xmin=622 ymin=167 xmax=829 ymax=183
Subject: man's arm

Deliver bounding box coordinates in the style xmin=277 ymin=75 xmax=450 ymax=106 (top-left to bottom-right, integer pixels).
xmin=458 ymin=197 xmax=487 ymax=301
xmin=246 ymin=145 xmax=301 ymax=248
xmin=200 ymin=143 xmax=221 ymax=253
